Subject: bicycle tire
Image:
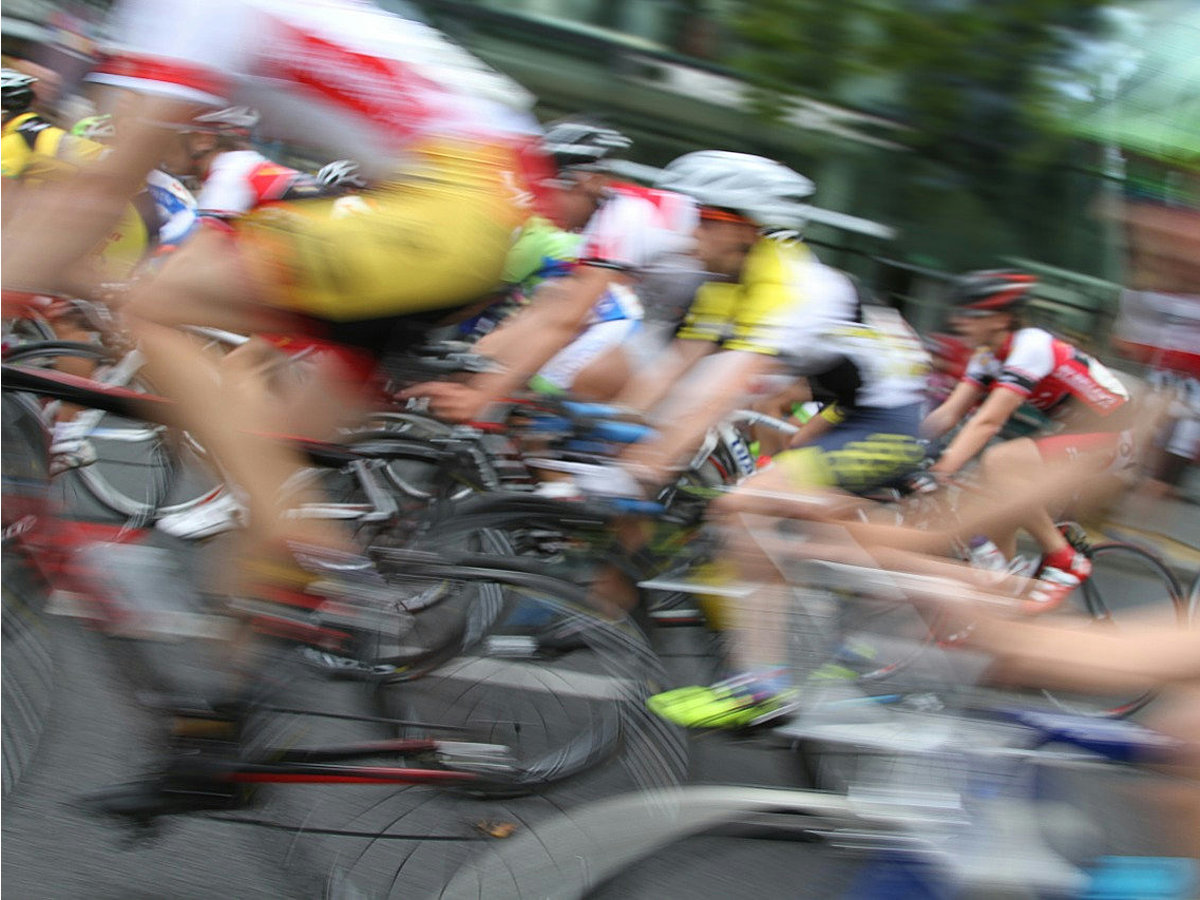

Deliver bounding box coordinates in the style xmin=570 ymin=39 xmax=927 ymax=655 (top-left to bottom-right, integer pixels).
xmin=1 ymin=551 xmax=56 ymax=797
xmin=4 ymin=342 xmax=182 ymax=527
xmin=430 ymin=785 xmax=872 ymax=900
xmin=1042 ymin=540 xmax=1185 ymax=717
xmin=291 ymin=569 xmax=686 ymax=899
xmin=2 ymin=313 xmax=57 ymax=347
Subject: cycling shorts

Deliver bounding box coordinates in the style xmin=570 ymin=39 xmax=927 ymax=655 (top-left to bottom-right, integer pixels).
xmin=1035 ymin=429 xmax=1136 ymax=473
xmin=236 ymin=140 xmax=527 ymax=322
xmin=773 ymin=402 xmax=925 ymax=494
xmin=533 ymin=318 xmax=641 ymax=393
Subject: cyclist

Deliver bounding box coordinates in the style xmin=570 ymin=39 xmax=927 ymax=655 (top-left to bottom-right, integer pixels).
xmin=445 ymin=118 xmax=610 ymax=349
xmin=604 ymin=151 xmax=928 ymax=727
xmin=2 ymin=0 xmax=551 ymax=819
xmin=1 ymin=69 xmax=157 ymax=287
xmin=2 ymin=69 xmax=105 ymax=186
xmin=160 ymin=106 xmax=325 ymax=219
xmin=5 ymin=97 xmax=200 ymax=470
xmin=921 ymin=270 xmax=1136 ymax=611
xmin=617 ymin=152 xmax=928 ymax=496
xmin=411 ymin=116 xmax=698 ymax=411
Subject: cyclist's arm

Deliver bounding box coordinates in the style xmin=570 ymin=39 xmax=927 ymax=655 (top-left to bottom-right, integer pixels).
xmin=617 ymin=336 xmax=714 ymax=415
xmin=622 ymin=348 xmax=781 ymax=481
xmin=929 ymin=386 xmax=1024 ymax=475
xmin=922 ymin=379 xmax=984 ymax=440
xmin=411 ymin=265 xmax=627 ymax=422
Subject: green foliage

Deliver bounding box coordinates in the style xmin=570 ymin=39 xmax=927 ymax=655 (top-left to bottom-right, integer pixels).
xmin=731 ymin=0 xmax=1107 ymax=158
xmin=726 ymin=0 xmax=1114 ymax=263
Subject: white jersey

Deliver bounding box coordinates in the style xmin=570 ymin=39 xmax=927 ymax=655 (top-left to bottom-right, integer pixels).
xmin=576 ymin=181 xmax=698 ymax=325
xmin=194 ymin=150 xmax=312 ymax=217
xmin=90 ymin=0 xmax=541 ymax=180
xmin=144 ymin=169 xmax=198 ymax=245
xmin=578 ymin=182 xmax=698 ymax=277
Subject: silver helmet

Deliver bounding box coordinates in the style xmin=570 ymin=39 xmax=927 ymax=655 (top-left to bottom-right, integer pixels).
xmin=539 ymin=117 xmax=632 ymax=172
xmin=316 ymin=159 xmax=367 ymax=192
xmin=189 ymin=105 xmax=261 ymax=135
xmin=655 ymin=150 xmax=814 ymax=230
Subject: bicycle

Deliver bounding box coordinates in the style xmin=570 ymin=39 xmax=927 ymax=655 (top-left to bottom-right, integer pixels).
xmin=1 ymin=359 xmax=693 ymax=897
xmin=432 ymin=559 xmax=1198 ymax=899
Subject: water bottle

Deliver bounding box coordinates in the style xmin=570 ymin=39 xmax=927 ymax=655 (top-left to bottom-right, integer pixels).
xmin=967 ymin=536 xmax=1007 ymax=572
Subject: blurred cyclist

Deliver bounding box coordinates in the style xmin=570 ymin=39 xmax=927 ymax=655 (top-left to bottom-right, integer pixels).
xmin=614 ymin=151 xmax=928 ymax=727
xmin=411 ymin=115 xmax=699 ymax=410
xmin=160 ymin=105 xmax=324 ymax=219
xmin=46 ymin=113 xmax=199 ymax=475
xmin=1 ymin=0 xmax=551 ymax=819
xmin=921 ymin=270 xmax=1136 ymax=611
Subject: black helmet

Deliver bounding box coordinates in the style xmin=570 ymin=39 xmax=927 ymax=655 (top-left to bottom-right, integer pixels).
xmin=950 ymin=270 xmax=1037 ymax=314
xmin=1 ymin=68 xmax=37 ymax=115
xmin=539 ymin=117 xmax=631 ymax=173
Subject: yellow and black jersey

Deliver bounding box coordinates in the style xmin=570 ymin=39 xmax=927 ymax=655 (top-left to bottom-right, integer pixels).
xmin=1 ymin=112 xmax=106 ymax=183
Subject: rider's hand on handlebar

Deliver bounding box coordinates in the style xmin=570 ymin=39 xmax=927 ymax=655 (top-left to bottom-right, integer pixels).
xmin=399 ymin=381 xmax=493 ymax=424
xmin=905 ymin=469 xmax=947 ymax=495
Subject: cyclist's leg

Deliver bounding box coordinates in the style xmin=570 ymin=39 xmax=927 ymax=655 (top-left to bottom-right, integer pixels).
xmin=978 ymin=436 xmax=1072 ymax=559
xmin=535 ymin=318 xmax=640 ymax=401
xmin=721 ymin=416 xmax=929 ymax=667
xmin=651 ymin=411 xmax=930 ymax=727
xmin=123 ymin=228 xmax=326 ymax=551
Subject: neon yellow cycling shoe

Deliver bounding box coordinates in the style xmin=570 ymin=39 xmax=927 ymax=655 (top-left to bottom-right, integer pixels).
xmin=648 ymin=671 xmax=798 ymax=729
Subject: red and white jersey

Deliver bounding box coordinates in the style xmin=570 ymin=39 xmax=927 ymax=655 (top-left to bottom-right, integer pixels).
xmin=578 ymin=182 xmax=698 ymax=277
xmin=964 ymin=327 xmax=1129 ymax=417
xmin=89 ymin=0 xmax=542 ymax=182
xmin=195 ymin=150 xmax=315 ymax=217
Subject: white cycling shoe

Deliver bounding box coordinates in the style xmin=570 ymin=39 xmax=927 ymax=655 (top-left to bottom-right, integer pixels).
xmin=49 ymin=421 xmax=98 ymax=475
xmin=156 ymin=491 xmax=246 ymax=540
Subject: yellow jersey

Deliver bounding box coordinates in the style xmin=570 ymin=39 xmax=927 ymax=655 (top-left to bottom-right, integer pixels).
xmin=2 ymin=112 xmax=150 ymax=279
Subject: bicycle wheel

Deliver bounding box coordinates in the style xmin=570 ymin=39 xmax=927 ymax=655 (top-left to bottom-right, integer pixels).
xmin=432 ymin=785 xmax=875 ymax=900
xmin=283 ymin=431 xmax=497 ymax=551
xmin=292 ymin=572 xmax=686 ymax=899
xmin=4 ymin=342 xmax=181 ymax=527
xmin=1042 ymin=540 xmax=1185 ymax=717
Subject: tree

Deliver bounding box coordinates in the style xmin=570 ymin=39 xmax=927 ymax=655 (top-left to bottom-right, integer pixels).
xmin=728 ymin=0 xmax=1115 ymax=262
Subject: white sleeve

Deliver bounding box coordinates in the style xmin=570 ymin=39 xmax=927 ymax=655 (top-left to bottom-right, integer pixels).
xmin=996 ymin=328 xmax=1055 ymax=396
xmin=578 ymin=195 xmax=656 ymax=272
xmin=195 ymin=158 xmax=256 ymax=217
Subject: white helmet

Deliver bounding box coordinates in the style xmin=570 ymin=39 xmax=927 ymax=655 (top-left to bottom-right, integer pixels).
xmin=316 ymin=159 xmax=367 ymax=192
xmin=655 ymin=151 xmax=814 ymax=230
xmin=189 ymin=106 xmax=260 ymax=135
xmin=539 ymin=117 xmax=632 ymax=172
